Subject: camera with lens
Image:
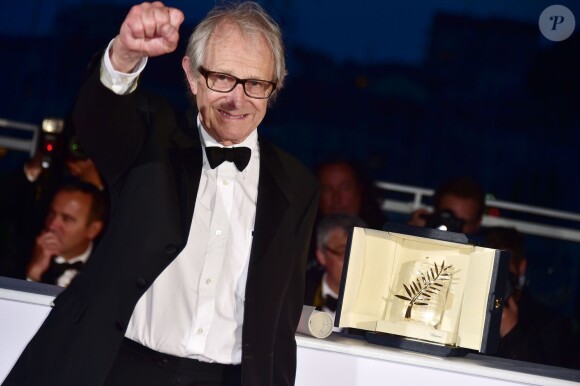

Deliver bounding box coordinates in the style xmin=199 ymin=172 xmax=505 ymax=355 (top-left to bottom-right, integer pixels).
xmin=423 ymin=209 xmax=464 ymax=233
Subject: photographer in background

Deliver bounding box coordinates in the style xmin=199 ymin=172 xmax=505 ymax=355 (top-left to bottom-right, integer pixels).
xmin=408 ymin=176 xmax=485 ymax=234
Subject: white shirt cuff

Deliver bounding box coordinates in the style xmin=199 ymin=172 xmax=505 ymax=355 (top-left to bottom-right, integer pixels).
xmin=100 ymin=38 xmax=148 ymax=95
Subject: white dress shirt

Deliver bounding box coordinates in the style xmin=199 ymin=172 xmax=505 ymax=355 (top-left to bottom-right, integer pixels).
xmin=321 ymin=273 xmax=342 ymax=332
xmin=100 ymin=41 xmax=260 ymax=364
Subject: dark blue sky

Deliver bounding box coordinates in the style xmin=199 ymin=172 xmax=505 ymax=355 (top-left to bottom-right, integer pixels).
xmin=0 ymin=0 xmax=579 ymax=213
xmin=1 ymin=0 xmax=575 ymax=64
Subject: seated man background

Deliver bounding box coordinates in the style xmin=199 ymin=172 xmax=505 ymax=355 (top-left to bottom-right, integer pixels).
xmin=0 ymin=131 xmax=105 ymax=280
xmin=484 ymin=226 xmax=573 ymax=368
xmin=26 ymin=181 xmax=107 ymax=287
xmin=408 ymin=176 xmax=485 ymax=234
xmin=304 ymin=213 xmax=366 ymax=320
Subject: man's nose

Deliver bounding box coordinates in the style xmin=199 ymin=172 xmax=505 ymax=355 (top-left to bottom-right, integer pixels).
xmin=46 ymin=216 xmax=61 ymax=230
xmin=227 ymin=83 xmax=246 ymax=103
xmin=331 ymin=190 xmax=342 ymax=203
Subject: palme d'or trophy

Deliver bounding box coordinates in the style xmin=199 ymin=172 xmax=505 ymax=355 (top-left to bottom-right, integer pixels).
xmin=395 ymin=257 xmax=453 ymax=327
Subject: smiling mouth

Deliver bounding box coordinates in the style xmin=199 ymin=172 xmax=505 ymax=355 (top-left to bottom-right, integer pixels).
xmin=219 ymin=110 xmax=248 ymax=119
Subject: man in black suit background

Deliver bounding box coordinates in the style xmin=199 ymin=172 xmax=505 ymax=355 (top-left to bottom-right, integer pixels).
xmin=26 ymin=181 xmax=106 ymax=287
xmin=304 ymin=213 xmax=365 ymax=321
xmin=4 ymin=2 xmax=319 ymax=386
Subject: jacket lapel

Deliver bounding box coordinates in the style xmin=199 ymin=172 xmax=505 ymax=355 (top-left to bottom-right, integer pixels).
xmin=249 ymin=140 xmax=290 ymax=268
xmin=170 ymin=109 xmax=202 ymax=239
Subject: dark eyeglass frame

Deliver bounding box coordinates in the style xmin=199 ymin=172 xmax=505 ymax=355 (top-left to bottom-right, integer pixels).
xmin=198 ymin=66 xmax=277 ymax=99
xmin=323 ymin=244 xmax=346 ymax=259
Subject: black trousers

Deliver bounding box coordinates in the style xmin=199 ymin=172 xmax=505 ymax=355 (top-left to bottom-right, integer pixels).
xmin=103 ymin=338 xmax=242 ymax=386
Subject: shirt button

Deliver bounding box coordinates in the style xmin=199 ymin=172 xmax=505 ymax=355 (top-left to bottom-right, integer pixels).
xmin=197 ymin=328 xmax=204 ymax=334
xmin=206 ymin=278 xmax=212 ymax=286
xmin=222 ymin=179 xmax=229 ymax=185
xmin=215 ymin=230 xmax=222 ymax=236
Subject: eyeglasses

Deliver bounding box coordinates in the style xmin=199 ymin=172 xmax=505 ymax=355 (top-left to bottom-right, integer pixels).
xmin=198 ymin=67 xmax=277 ymax=99
xmin=323 ymin=244 xmax=346 ymax=261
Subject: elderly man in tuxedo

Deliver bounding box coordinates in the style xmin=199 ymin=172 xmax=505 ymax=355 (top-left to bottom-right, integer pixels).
xmin=4 ymin=2 xmax=319 ymax=386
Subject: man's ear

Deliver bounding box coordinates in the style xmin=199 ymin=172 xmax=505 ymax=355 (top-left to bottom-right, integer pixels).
xmin=182 ymin=56 xmax=198 ymax=95
xmin=86 ymin=221 xmax=104 ymax=240
xmin=316 ymin=248 xmax=327 ymax=267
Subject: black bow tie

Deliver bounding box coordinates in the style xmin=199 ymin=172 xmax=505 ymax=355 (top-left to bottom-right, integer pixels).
xmin=323 ymin=295 xmax=338 ymax=312
xmin=41 ymin=257 xmax=85 ymax=285
xmin=205 ymin=146 xmax=251 ymax=171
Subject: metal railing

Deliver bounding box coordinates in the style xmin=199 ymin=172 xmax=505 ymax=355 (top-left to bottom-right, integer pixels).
xmin=0 ymin=118 xmax=39 ymax=156
xmin=376 ymin=181 xmax=580 ymax=243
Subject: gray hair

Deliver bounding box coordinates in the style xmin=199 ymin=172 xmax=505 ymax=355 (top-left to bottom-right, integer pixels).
xmin=316 ymin=214 xmax=366 ymax=249
xmin=185 ymin=1 xmax=286 ymax=100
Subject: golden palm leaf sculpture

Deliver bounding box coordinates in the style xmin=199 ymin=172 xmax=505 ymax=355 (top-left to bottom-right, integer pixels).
xmin=395 ymin=260 xmax=453 ymax=319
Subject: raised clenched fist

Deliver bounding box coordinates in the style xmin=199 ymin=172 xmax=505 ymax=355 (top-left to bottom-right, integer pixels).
xmin=110 ymin=2 xmax=185 ymax=72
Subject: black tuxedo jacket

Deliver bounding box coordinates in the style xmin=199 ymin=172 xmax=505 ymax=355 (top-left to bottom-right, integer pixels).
xmin=303 ymin=266 xmax=324 ymax=309
xmin=4 ymin=64 xmax=319 ymax=386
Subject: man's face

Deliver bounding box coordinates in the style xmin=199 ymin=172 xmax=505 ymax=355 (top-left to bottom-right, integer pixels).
xmin=316 ymin=228 xmax=348 ymax=292
xmin=45 ymin=190 xmax=98 ymax=259
xmin=438 ymin=194 xmax=481 ymax=234
xmin=183 ymin=22 xmax=274 ymax=146
xmin=319 ymin=163 xmax=362 ymax=216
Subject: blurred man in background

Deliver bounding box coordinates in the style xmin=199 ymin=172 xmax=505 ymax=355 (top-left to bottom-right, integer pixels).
xmin=317 ymin=160 xmax=386 ymax=229
xmin=484 ymin=226 xmax=573 ymax=368
xmin=305 ymin=213 xmax=365 ymax=319
xmin=0 ymin=123 xmax=104 ymax=280
xmin=26 ymin=181 xmax=107 ymax=287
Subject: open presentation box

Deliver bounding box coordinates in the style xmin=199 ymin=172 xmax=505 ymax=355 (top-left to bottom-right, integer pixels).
xmin=335 ymin=223 xmax=510 ymax=356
